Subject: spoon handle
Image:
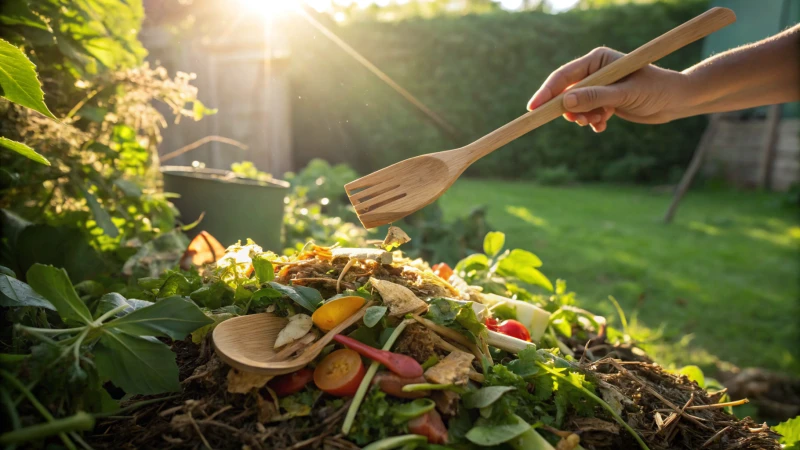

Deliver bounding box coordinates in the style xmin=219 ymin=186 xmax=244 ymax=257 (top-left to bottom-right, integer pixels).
xmin=465 ymin=7 xmax=736 ymax=163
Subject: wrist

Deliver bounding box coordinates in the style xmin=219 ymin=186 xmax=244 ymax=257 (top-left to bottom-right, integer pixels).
xmin=662 ymin=70 xmax=703 ymax=121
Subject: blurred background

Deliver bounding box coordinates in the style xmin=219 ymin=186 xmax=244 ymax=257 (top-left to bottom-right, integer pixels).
xmin=1 ymin=0 xmax=798 ymax=422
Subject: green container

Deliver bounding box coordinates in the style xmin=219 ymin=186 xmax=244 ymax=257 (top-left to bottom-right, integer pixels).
xmin=161 ymin=166 xmax=290 ymax=250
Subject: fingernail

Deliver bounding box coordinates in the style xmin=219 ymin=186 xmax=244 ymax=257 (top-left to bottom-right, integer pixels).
xmin=564 ymin=93 xmax=578 ymax=109
xmin=590 ymin=114 xmax=602 ymax=123
xmin=576 ymin=114 xmax=587 ymax=126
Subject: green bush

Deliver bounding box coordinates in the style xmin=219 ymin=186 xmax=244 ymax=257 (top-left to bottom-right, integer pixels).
xmin=535 ymin=165 xmax=577 ymax=186
xmin=287 ymin=0 xmax=708 ymax=183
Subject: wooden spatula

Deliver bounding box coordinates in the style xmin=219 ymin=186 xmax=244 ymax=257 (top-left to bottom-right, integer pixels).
xmin=345 ymin=7 xmax=735 ymax=229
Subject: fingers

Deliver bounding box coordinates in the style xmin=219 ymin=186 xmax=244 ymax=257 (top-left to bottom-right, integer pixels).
xmin=565 ymin=107 xmax=614 ymax=132
xmin=562 ymin=85 xmax=627 ymax=113
xmin=527 ymin=47 xmax=621 ymax=111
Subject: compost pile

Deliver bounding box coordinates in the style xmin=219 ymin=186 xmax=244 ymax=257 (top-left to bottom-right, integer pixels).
xmin=85 ymin=229 xmax=779 ymax=450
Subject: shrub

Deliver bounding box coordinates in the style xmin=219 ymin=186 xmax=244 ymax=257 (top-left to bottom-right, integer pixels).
xmin=601 ymin=154 xmax=659 ymax=183
xmin=535 ymin=165 xmax=577 ymax=186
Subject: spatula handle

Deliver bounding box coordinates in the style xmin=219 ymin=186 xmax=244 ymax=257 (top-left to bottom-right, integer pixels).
xmin=466 ymin=7 xmax=736 ymax=162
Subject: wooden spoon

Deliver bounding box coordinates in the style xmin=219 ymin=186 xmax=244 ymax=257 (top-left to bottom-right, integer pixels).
xmin=345 ymin=7 xmax=735 ymax=229
xmin=213 ymin=302 xmax=373 ymax=375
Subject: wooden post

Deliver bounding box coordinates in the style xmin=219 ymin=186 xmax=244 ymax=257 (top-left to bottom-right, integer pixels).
xmin=757 ymin=104 xmax=782 ymax=190
xmin=663 ymin=114 xmax=722 ymax=224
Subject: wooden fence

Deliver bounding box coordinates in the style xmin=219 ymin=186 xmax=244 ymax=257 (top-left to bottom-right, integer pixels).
xmin=703 ymin=117 xmax=799 ymax=191
xmin=140 ymin=23 xmax=294 ymax=177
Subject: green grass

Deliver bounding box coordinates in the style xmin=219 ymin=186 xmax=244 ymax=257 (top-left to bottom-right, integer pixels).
xmin=438 ymin=180 xmax=800 ymax=375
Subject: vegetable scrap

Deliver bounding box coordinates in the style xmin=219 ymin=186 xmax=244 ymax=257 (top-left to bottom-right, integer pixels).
xmin=84 ymin=228 xmax=783 ymax=450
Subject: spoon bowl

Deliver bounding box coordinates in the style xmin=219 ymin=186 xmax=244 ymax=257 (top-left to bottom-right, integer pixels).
xmin=213 ymin=302 xmax=372 ymax=375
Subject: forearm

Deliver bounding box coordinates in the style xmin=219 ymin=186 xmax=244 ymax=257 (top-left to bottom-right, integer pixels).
xmin=674 ymin=23 xmax=800 ymax=118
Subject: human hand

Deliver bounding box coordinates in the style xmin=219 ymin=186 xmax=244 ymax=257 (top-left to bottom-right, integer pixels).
xmin=526 ymin=47 xmax=691 ymax=132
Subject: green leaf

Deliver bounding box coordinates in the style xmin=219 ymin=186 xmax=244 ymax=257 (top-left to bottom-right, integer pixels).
xmin=269 ymin=282 xmax=321 ymax=312
xmin=466 ymin=413 xmax=530 ymax=446
xmin=94 ymin=293 xmax=153 ymax=318
xmin=463 ymin=386 xmax=516 ymax=409
xmin=0 ymin=0 xmax=51 ymax=30
xmin=774 ymin=416 xmax=800 ymax=449
xmin=253 ymin=255 xmax=274 ymax=284
xmin=0 ymin=274 xmax=55 ymax=310
xmin=0 ymin=38 xmax=56 ymax=119
xmin=94 ymin=330 xmax=180 ymax=395
xmin=677 ymin=365 xmax=706 ymax=389
xmin=26 ymin=264 xmax=92 ymax=325
xmin=192 ymin=100 xmax=217 ymax=121
xmin=455 ymin=253 xmax=488 ymax=274
xmin=157 ymin=273 xmax=197 ymax=298
xmin=363 ymin=305 xmax=387 ymax=328
xmin=390 ymin=398 xmax=435 ymax=424
xmin=104 ymin=296 xmax=213 ymax=339
xmin=497 ymin=250 xmax=552 ymax=292
xmin=113 ymin=178 xmax=142 ymax=198
xmin=483 ymin=231 xmax=505 ymax=258
xmin=0 ymin=137 xmax=49 ymax=165
xmin=78 ymin=184 xmax=119 ymax=238
xmin=500 ymin=249 xmax=543 ymax=268
xmin=507 ymin=359 xmax=540 ymax=378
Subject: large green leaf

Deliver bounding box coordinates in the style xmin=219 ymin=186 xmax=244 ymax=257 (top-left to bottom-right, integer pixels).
xmin=26 ymin=264 xmax=92 ymax=325
xmin=774 ymin=416 xmax=800 ymax=449
xmin=269 ymin=282 xmax=321 ymax=312
xmin=0 ymin=273 xmax=55 ymax=310
xmin=94 ymin=330 xmax=180 ymax=395
xmin=78 ymin=183 xmax=119 ymax=238
xmin=0 ymin=137 xmax=49 ymax=165
xmin=104 ymin=296 xmax=212 ymax=339
xmin=0 ymin=38 xmax=56 ymax=119
xmin=496 ymin=249 xmax=552 ymax=291
xmin=94 ymin=292 xmax=152 ymax=319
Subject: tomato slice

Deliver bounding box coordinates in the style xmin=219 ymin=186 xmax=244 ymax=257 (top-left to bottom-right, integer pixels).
xmin=268 ymin=368 xmax=314 ymax=397
xmin=431 ymin=263 xmax=453 ymax=280
xmin=314 ymin=349 xmax=365 ymax=397
xmin=408 ymin=409 xmax=448 ymax=444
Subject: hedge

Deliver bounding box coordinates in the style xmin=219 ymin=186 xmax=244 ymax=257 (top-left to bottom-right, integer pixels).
xmin=287 ymin=0 xmax=709 ymax=183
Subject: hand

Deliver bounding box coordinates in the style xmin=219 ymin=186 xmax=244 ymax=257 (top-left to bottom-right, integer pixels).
xmin=526 ymin=47 xmax=691 ymax=133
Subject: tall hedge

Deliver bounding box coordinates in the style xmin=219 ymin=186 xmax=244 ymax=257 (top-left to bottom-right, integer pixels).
xmin=287 ymin=0 xmax=709 ymax=183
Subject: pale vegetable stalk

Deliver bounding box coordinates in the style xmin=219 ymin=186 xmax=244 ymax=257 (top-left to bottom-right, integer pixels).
xmin=342 ymin=319 xmax=414 ymax=435
xmin=411 ymin=315 xmax=483 ymax=361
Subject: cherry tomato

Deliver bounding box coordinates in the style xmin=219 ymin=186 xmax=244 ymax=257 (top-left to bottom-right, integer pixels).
xmin=267 ymin=368 xmax=314 ymax=397
xmin=496 ymin=319 xmax=531 ymax=342
xmin=431 ymin=263 xmax=453 ymax=280
xmin=314 ymin=349 xmax=366 ymax=396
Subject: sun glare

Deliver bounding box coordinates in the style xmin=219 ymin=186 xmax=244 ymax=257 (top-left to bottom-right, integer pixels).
xmin=234 ymin=0 xmax=302 ymax=19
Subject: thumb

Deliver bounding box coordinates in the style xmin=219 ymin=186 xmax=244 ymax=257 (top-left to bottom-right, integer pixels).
xmin=562 ymin=86 xmax=626 ymax=113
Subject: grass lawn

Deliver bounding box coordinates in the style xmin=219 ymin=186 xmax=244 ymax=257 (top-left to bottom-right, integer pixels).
xmin=438 ymin=179 xmax=800 ymax=375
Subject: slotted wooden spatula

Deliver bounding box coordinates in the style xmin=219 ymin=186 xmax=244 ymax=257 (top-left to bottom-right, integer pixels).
xmin=345 ymin=7 xmax=735 ymax=229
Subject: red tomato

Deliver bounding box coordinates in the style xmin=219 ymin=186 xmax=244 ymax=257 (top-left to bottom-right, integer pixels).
xmin=408 ymin=410 xmax=448 ymax=444
xmin=484 ymin=317 xmax=500 ymax=332
xmin=496 ymin=319 xmax=531 ymax=342
xmin=267 ymin=368 xmax=314 ymax=397
xmin=314 ymin=349 xmax=366 ymax=397
xmin=431 ymin=263 xmax=453 ymax=280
